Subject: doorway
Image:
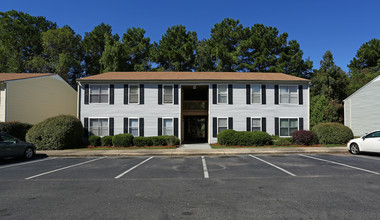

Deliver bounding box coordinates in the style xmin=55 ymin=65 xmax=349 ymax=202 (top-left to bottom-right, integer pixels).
xmin=184 ymin=116 xmax=208 ymax=143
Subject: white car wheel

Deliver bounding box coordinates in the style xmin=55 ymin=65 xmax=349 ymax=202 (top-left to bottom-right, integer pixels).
xmin=350 ymin=143 xmax=360 ymax=155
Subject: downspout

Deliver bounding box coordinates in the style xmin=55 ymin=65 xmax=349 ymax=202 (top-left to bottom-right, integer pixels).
xmin=77 ymin=81 xmax=82 ymax=120
xmin=5 ymin=83 xmax=8 ymax=122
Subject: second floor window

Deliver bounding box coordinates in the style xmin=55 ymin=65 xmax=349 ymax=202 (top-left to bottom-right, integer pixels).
xmin=251 ymin=85 xmax=261 ymax=104
xmin=129 ymin=85 xmax=139 ymax=104
xmin=218 ymin=85 xmax=228 ymax=104
xmin=280 ymin=86 xmax=297 ymax=104
xmin=90 ymin=85 xmax=108 ymax=103
xmin=163 ymin=85 xmax=173 ymax=103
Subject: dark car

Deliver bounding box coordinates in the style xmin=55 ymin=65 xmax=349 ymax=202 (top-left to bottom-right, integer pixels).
xmin=0 ymin=133 xmax=36 ymax=159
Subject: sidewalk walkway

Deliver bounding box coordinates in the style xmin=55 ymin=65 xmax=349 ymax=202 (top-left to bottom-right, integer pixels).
xmin=178 ymin=143 xmax=212 ymax=149
xmin=37 ymin=146 xmax=349 ymax=157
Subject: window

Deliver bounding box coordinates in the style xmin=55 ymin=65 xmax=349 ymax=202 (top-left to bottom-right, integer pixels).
xmin=129 ymin=118 xmax=139 ymax=137
xmin=218 ymin=85 xmax=228 ymax=104
xmin=89 ymin=118 xmax=108 ymax=136
xmin=251 ymin=85 xmax=261 ymax=104
xmin=366 ymin=131 xmax=380 ymax=138
xmin=0 ymin=134 xmax=17 ymax=143
xmin=280 ymin=118 xmax=298 ymax=137
xmin=163 ymin=118 xmax=173 ymax=135
xmin=218 ymin=118 xmax=228 ymax=133
xmin=90 ymin=85 xmax=108 ymax=103
xmin=280 ymin=86 xmax=297 ymax=104
xmin=251 ymin=118 xmax=261 ymax=131
xmin=129 ymin=85 xmax=139 ymax=103
xmin=163 ymin=85 xmax=173 ymax=104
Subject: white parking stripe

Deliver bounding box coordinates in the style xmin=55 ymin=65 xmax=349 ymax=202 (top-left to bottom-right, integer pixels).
xmin=299 ymin=154 xmax=380 ymax=175
xmin=201 ymin=156 xmax=209 ymax=178
xmin=115 ymin=157 xmax=153 ymax=179
xmin=249 ymin=154 xmax=296 ymax=176
xmin=25 ymin=157 xmax=105 ymax=180
xmin=0 ymin=157 xmax=56 ymax=170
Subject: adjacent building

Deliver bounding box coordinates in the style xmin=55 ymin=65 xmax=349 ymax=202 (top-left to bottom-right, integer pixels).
xmin=77 ymin=72 xmax=310 ymax=143
xmin=0 ymin=73 xmax=77 ymax=124
xmin=344 ymin=75 xmax=380 ymax=136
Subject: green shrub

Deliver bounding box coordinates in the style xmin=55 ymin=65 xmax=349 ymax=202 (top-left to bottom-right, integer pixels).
xmin=0 ymin=121 xmax=33 ymax=141
xmin=112 ymin=133 xmax=134 ymax=147
xmin=101 ymin=136 xmax=113 ymax=146
xmin=133 ymin=137 xmax=153 ymax=147
xmin=312 ymin=122 xmax=354 ymax=144
xmin=88 ymin=135 xmax=101 ymax=146
xmin=166 ymin=135 xmax=180 ymax=146
xmin=217 ymin=130 xmax=272 ymax=146
xmin=152 ymin=136 xmax=167 ymax=146
xmin=25 ymin=115 xmax=83 ymax=150
xmin=274 ymin=138 xmax=293 ymax=146
xmin=292 ymin=130 xmax=314 ymax=145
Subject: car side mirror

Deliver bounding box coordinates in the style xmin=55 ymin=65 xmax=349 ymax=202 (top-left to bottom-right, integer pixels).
xmin=362 ymin=136 xmax=366 ymax=141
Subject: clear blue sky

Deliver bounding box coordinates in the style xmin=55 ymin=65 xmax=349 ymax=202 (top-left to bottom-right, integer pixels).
xmin=1 ymin=0 xmax=379 ymax=72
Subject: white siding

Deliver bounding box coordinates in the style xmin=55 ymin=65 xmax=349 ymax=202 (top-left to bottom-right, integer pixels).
xmin=80 ymin=83 xmax=181 ymax=137
xmin=344 ymin=77 xmax=380 ymax=136
xmin=209 ymin=83 xmax=309 ymax=143
xmin=0 ymin=83 xmax=6 ymax=121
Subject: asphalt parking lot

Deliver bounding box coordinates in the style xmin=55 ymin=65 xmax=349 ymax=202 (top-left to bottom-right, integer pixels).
xmin=1 ymin=154 xmax=380 ymax=219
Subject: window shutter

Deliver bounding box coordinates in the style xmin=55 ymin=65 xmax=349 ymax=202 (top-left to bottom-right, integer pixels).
xmin=139 ymin=118 xmax=144 ymax=137
xmin=109 ymin=118 xmax=114 ymax=136
xmin=174 ymin=118 xmax=179 ymax=137
xmin=246 ymin=84 xmax=251 ymax=104
xmin=228 ymin=84 xmax=233 ymax=104
xmin=275 ymin=85 xmax=279 ymax=105
xmin=140 ymin=84 xmax=144 ymax=104
xmin=158 ymin=84 xmax=162 ymax=105
xmin=299 ymin=85 xmax=303 ymax=105
xmin=212 ymin=84 xmax=217 ymax=104
xmin=299 ymin=118 xmax=304 ymax=130
xmin=84 ymin=117 xmax=88 ymax=137
xmin=124 ymin=84 xmax=128 ymax=104
xmin=262 ymin=117 xmax=266 ymax=132
xmin=213 ymin=117 xmax=217 ymax=137
xmin=228 ymin=117 xmax=233 ymax=130
xmin=275 ymin=117 xmax=279 ymax=135
xmin=246 ymin=117 xmax=251 ymax=131
xmin=158 ymin=118 xmax=162 ymax=136
xmin=124 ymin=117 xmax=128 ymax=133
xmin=110 ymin=84 xmax=114 ymax=105
xmin=174 ymin=84 xmax=179 ymax=105
xmin=262 ymin=85 xmax=266 ymax=105
xmin=84 ymin=84 xmax=89 ymax=105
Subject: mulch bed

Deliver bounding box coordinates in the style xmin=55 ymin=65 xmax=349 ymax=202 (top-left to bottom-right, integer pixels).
xmin=210 ymin=143 xmax=324 ymax=148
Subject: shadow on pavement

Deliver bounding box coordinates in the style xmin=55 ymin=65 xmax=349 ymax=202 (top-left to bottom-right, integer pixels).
xmin=0 ymin=154 xmax=48 ymax=166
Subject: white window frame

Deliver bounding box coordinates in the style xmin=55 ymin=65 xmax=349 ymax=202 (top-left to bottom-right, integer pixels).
xmin=89 ymin=84 xmax=109 ymax=104
xmin=129 ymin=84 xmax=140 ymax=104
xmin=251 ymin=84 xmax=261 ymax=104
xmin=162 ymin=117 xmax=174 ymax=136
xmin=89 ymin=117 xmax=109 ymax=137
xmin=217 ymin=84 xmax=228 ymax=104
xmin=279 ymin=85 xmax=298 ymax=104
xmin=251 ymin=117 xmax=262 ymax=131
xmin=128 ymin=117 xmax=140 ymax=137
xmin=279 ymin=117 xmax=299 ymax=137
xmin=163 ymin=84 xmax=174 ymax=104
xmin=217 ymin=117 xmax=228 ymax=134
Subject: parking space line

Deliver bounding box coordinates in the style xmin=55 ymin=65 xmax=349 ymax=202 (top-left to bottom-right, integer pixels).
xmin=115 ymin=157 xmax=154 ymax=179
xmin=249 ymin=154 xmax=296 ymax=176
xmin=299 ymin=154 xmax=380 ymax=175
xmin=201 ymin=156 xmax=209 ymax=178
xmin=25 ymin=157 xmax=105 ymax=180
xmin=0 ymin=157 xmax=56 ymax=170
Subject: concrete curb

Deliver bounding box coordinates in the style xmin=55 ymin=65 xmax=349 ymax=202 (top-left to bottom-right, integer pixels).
xmin=37 ymin=147 xmax=349 ymax=157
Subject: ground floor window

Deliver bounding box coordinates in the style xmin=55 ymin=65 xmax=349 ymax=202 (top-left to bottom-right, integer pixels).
xmin=129 ymin=118 xmax=139 ymax=136
xmin=251 ymin=118 xmax=261 ymax=131
xmin=218 ymin=118 xmax=228 ymax=134
xmin=163 ymin=118 xmax=173 ymax=135
xmin=280 ymin=118 xmax=298 ymax=137
xmin=90 ymin=118 xmax=108 ymax=136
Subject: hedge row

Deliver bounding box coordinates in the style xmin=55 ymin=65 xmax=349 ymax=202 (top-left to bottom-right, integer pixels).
xmin=88 ymin=134 xmax=180 ymax=147
xmin=312 ymin=122 xmax=353 ymax=144
xmin=218 ymin=130 xmax=272 ymax=146
xmin=0 ymin=121 xmax=33 ymax=141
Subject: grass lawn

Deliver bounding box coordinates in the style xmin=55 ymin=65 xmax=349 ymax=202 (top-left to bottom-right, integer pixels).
xmin=210 ymin=144 xmax=346 ymax=149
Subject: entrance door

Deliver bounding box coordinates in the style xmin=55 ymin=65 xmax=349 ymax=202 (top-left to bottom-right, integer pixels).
xmin=184 ymin=116 xmax=208 ymax=143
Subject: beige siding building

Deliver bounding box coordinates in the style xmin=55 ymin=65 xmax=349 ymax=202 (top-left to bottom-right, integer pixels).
xmin=0 ymin=73 xmax=76 ymax=124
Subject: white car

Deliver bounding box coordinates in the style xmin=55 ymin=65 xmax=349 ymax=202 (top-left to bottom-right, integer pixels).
xmin=347 ymin=130 xmax=380 ymax=154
